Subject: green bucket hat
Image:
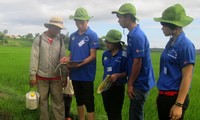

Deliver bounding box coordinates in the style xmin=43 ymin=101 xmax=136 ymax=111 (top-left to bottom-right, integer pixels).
xmin=101 ymin=29 xmax=122 ymax=43
xmin=112 ymin=3 xmax=139 ymax=21
xmin=154 ymin=4 xmax=193 ymax=27
xmin=69 ymin=7 xmax=93 ymax=21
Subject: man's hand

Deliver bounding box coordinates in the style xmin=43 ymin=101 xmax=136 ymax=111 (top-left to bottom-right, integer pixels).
xmin=60 ymin=57 xmax=70 ymax=64
xmin=170 ymin=104 xmax=182 ymax=120
xmin=62 ymin=80 xmax=67 ymax=87
xmin=127 ymin=85 xmax=135 ymax=99
xmin=67 ymin=62 xmax=81 ymax=68
xmin=109 ymin=74 xmax=118 ymax=83
xmin=29 ymin=80 xmax=37 ymax=87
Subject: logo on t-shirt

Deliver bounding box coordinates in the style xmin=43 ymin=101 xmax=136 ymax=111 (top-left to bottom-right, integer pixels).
xmin=83 ymin=36 xmax=89 ymax=41
xmin=184 ymin=61 xmax=188 ymax=65
xmin=72 ymin=36 xmax=75 ymax=41
xmin=167 ymin=49 xmax=177 ymax=59
xmin=136 ymin=49 xmax=144 ymax=53
xmin=93 ymin=42 xmax=98 ymax=45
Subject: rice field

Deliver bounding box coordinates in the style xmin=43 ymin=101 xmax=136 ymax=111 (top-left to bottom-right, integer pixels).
xmin=0 ymin=46 xmax=199 ymax=120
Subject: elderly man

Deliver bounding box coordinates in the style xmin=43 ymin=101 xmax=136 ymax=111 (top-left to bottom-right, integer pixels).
xmin=29 ymin=16 xmax=66 ymax=120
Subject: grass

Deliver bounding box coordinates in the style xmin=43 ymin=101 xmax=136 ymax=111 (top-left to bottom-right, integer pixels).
xmin=0 ymin=46 xmax=199 ymax=120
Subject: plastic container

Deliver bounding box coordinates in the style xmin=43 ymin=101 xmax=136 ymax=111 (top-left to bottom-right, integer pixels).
xmin=26 ymin=90 xmax=39 ymax=110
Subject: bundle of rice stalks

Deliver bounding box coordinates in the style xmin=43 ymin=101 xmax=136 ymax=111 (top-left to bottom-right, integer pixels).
xmin=97 ymin=75 xmax=112 ymax=93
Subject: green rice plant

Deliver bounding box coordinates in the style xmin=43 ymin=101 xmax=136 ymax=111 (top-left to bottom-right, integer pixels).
xmin=0 ymin=46 xmax=199 ymax=120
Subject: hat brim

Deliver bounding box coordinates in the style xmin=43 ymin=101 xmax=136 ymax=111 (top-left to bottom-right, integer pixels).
xmin=101 ymin=36 xmax=121 ymax=43
xmin=111 ymin=11 xmax=120 ymax=14
xmin=44 ymin=23 xmax=65 ymax=29
xmin=154 ymin=16 xmax=193 ymax=27
xmin=112 ymin=11 xmax=139 ymax=21
xmin=69 ymin=15 xmax=93 ymax=21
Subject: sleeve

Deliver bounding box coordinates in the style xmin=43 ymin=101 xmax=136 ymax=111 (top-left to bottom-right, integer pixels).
xmin=132 ymin=36 xmax=146 ymax=58
xmin=29 ymin=36 xmax=40 ymax=80
xmin=89 ymin=32 xmax=99 ymax=49
xmin=180 ymin=43 xmax=196 ymax=68
xmin=121 ymin=50 xmax=128 ymax=73
xmin=60 ymin=37 xmax=68 ymax=77
xmin=60 ymin=37 xmax=66 ymax=59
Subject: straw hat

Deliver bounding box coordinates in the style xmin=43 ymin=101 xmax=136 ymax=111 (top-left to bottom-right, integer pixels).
xmin=69 ymin=7 xmax=93 ymax=20
xmin=44 ymin=16 xmax=65 ymax=29
xmin=154 ymin=4 xmax=193 ymax=27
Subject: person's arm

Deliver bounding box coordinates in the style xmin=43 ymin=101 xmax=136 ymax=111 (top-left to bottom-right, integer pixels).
xmin=80 ymin=49 xmax=96 ymax=66
xmin=109 ymin=72 xmax=127 ymax=83
xmin=29 ymin=37 xmax=40 ymax=86
xmin=68 ymin=49 xmax=97 ymax=68
xmin=60 ymin=37 xmax=68 ymax=80
xmin=60 ymin=53 xmax=71 ymax=63
xmin=127 ymin=58 xmax=142 ymax=99
xmin=170 ymin=64 xmax=193 ymax=120
xmin=60 ymin=37 xmax=66 ymax=59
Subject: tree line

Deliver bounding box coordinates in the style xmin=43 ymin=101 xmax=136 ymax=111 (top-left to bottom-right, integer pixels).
xmin=0 ymin=30 xmax=106 ymax=49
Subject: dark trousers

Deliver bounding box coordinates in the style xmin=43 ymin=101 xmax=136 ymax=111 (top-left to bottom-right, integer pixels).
xmin=72 ymin=81 xmax=94 ymax=112
xmin=156 ymin=94 xmax=189 ymax=120
xmin=63 ymin=94 xmax=72 ymax=118
xmin=102 ymin=85 xmax=125 ymax=120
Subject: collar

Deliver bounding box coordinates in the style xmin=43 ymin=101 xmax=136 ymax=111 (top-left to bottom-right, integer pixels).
xmin=107 ymin=49 xmax=122 ymax=57
xmin=75 ymin=27 xmax=91 ymax=36
xmin=42 ymin=32 xmax=60 ymax=42
xmin=127 ymin=24 xmax=139 ymax=37
xmin=166 ymin=32 xmax=185 ymax=48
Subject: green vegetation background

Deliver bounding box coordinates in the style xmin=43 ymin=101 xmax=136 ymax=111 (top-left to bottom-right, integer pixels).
xmin=0 ymin=46 xmax=199 ymax=120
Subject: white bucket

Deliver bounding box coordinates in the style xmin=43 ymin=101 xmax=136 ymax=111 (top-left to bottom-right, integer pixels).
xmin=26 ymin=91 xmax=39 ymax=110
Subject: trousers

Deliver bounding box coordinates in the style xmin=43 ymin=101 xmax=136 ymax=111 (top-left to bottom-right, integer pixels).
xmin=38 ymin=80 xmax=65 ymax=120
xmin=157 ymin=94 xmax=189 ymax=120
xmin=102 ymin=85 xmax=125 ymax=120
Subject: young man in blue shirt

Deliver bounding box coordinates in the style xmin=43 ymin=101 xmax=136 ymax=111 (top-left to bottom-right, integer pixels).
xmin=65 ymin=7 xmax=99 ymax=120
xmin=112 ymin=3 xmax=155 ymax=120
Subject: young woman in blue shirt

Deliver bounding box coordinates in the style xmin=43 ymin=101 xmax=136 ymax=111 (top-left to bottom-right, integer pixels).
xmin=101 ymin=29 xmax=127 ymax=120
xmin=154 ymin=4 xmax=196 ymax=120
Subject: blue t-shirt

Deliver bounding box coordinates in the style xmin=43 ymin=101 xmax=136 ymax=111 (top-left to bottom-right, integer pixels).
xmin=157 ymin=32 xmax=196 ymax=90
xmin=102 ymin=49 xmax=128 ymax=85
xmin=68 ymin=27 xmax=99 ymax=81
xmin=127 ymin=25 xmax=155 ymax=92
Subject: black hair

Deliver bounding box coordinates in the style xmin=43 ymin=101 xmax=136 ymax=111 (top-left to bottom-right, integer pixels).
xmin=161 ymin=22 xmax=177 ymax=30
xmin=116 ymin=41 xmax=125 ymax=50
xmin=125 ymin=13 xmax=137 ymax=22
xmin=116 ymin=42 xmax=123 ymax=49
xmin=117 ymin=13 xmax=136 ymax=22
xmin=106 ymin=41 xmax=124 ymax=50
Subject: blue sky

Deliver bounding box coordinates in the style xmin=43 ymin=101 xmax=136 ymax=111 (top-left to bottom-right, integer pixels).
xmin=0 ymin=0 xmax=199 ymax=49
